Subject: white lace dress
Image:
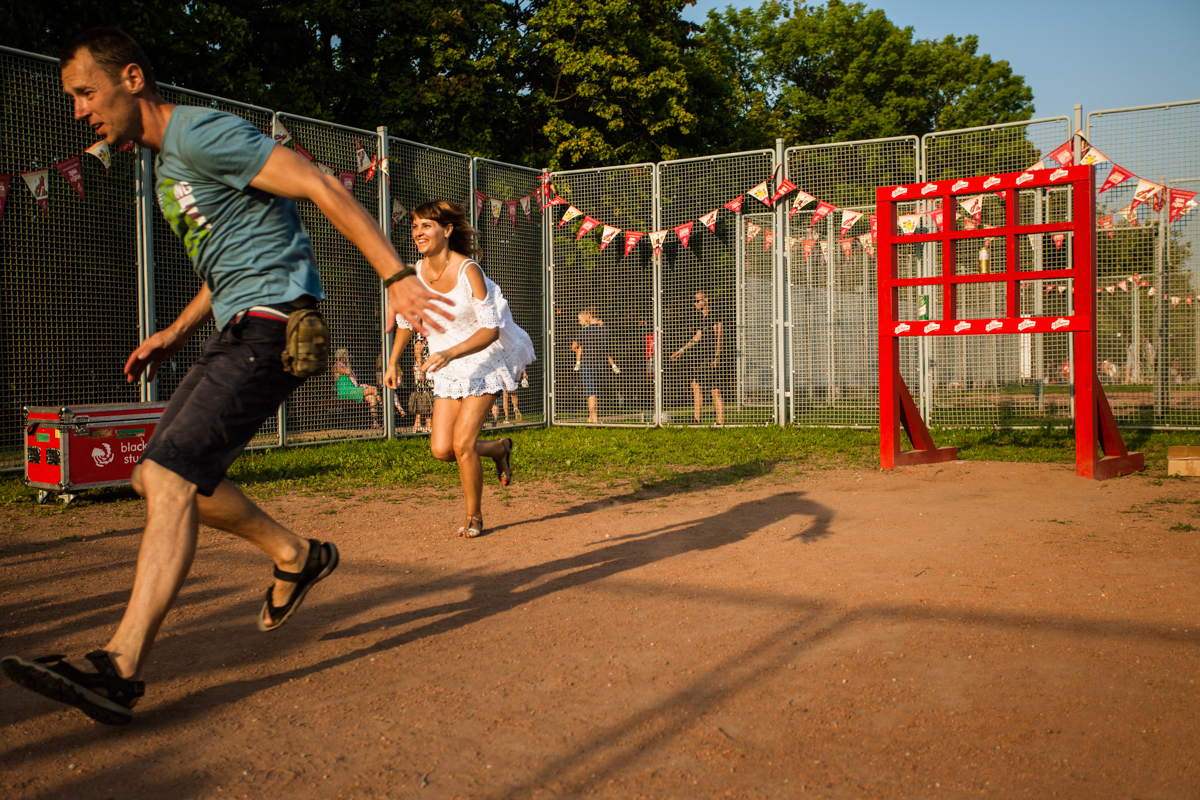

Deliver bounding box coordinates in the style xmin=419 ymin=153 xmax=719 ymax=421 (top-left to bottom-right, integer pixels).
xmin=395 ymin=259 xmax=536 ymax=398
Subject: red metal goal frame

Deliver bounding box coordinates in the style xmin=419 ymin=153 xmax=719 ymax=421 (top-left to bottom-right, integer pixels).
xmin=876 ymin=165 xmax=1143 ymax=479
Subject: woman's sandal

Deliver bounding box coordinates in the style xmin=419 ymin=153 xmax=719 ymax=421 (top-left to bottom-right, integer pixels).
xmin=1 ymin=650 xmax=143 ymax=725
xmin=456 ymin=515 xmax=484 ymax=538
xmin=257 ymin=539 xmax=340 ymax=632
xmin=495 ymin=438 xmax=514 ymax=487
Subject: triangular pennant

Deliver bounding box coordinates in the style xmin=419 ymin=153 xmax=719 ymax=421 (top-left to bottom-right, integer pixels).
xmin=599 ymin=225 xmax=621 ymax=252
xmin=837 ymin=238 xmax=852 ymax=259
xmin=699 ymin=209 xmax=718 ymax=233
xmin=316 ymin=162 xmax=336 ymax=176
xmin=474 ymin=189 xmax=487 ymax=218
xmin=1046 ymin=139 xmax=1074 ymax=167
xmin=649 ymin=230 xmax=668 ymax=258
xmin=929 ymin=206 xmax=944 ymax=232
xmin=789 ymin=190 xmax=817 ymax=218
xmin=1171 ymin=296 xmax=1181 ymax=306
xmin=897 ymin=213 xmax=920 ymax=235
xmin=272 ymin=118 xmax=292 ymax=146
xmin=769 ymin=178 xmax=797 ymax=205
xmin=1106 ymin=286 xmax=1116 ymax=294
xmin=674 ymin=221 xmax=694 ymax=248
xmin=1118 ymin=203 xmax=1139 ymax=226
xmin=723 ymin=195 xmax=744 ymax=214
xmin=1099 ymin=163 xmax=1135 ymax=193
xmin=55 ymin=156 xmax=86 ymax=201
xmin=520 ymin=195 xmax=532 ymax=221
xmin=1058 ymin=285 xmax=1067 ymax=294
xmin=85 ymin=140 xmax=111 ymax=171
xmin=0 ymin=175 xmax=10 ymax=224
xmin=623 ymin=230 xmax=644 ymax=258
xmin=1131 ymin=178 xmax=1164 ymax=208
xmin=294 ymin=143 xmax=313 ymax=161
xmin=354 ymin=139 xmax=372 ymax=173
xmin=858 ymin=233 xmax=874 ymax=257
xmin=1027 ymin=158 xmax=1046 ymax=171
xmin=802 ymin=239 xmax=816 ymax=260
xmin=490 ymin=198 xmax=503 ymax=225
xmin=748 ymin=181 xmax=772 ymax=206
xmin=559 ymin=205 xmax=583 ymax=228
xmin=390 ymin=198 xmax=407 ymax=232
xmin=745 ymin=222 xmax=761 ymax=243
xmin=1148 ymin=287 xmax=1156 ymax=297
xmin=810 ymin=201 xmax=836 ymax=226
xmin=1118 ymin=280 xmax=1129 ymax=292
xmin=1098 ymin=214 xmax=1115 ymax=238
xmin=576 ymin=215 xmax=600 ymax=240
xmin=763 ymin=230 xmax=774 ymax=252
xmin=338 ymin=171 xmax=355 ymax=193
xmin=819 ymin=240 xmax=829 ymax=260
xmin=961 ymin=215 xmax=979 ymax=231
xmin=507 ymin=199 xmax=518 ymax=227
xmin=869 ymin=214 xmax=878 ymax=244
xmin=1080 ymin=144 xmax=1109 ymax=165
xmin=1169 ymin=189 xmax=1198 ymax=223
xmin=1052 ymin=233 xmax=1066 ymax=249
xmin=22 ymin=170 xmax=50 ymax=213
xmin=548 ymin=194 xmax=569 ymax=206
xmin=839 ymin=209 xmax=863 ymax=236
xmin=959 ymin=195 xmax=983 ymax=220
xmin=363 ymin=156 xmax=378 ymax=182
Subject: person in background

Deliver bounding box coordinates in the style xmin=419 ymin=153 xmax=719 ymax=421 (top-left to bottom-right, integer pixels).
xmin=571 ymin=307 xmax=619 ymax=424
xmin=334 ymin=348 xmax=381 ymax=428
xmin=669 ymin=291 xmax=725 ymax=426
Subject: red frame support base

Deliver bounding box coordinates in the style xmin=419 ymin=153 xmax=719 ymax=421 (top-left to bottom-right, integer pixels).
xmin=882 ymin=371 xmax=958 ymax=469
xmin=1079 ymin=375 xmax=1144 ymax=479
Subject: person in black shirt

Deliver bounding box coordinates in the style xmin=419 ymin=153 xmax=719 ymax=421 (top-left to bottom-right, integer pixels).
xmin=571 ymin=307 xmax=619 ymax=424
xmin=669 ymin=291 xmax=725 ymax=426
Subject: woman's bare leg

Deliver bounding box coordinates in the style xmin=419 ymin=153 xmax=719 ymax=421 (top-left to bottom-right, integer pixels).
xmin=712 ymin=388 xmax=725 ymax=426
xmin=691 ymin=380 xmax=703 ymax=423
xmin=444 ymin=395 xmax=500 ymax=519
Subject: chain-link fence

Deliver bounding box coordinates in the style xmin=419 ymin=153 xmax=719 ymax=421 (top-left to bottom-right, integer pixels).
xmin=786 ymin=137 xmax=918 ymax=426
xmin=657 ymin=150 xmax=778 ymax=427
xmin=0 ymin=46 xmax=140 ymax=471
xmin=1088 ymin=100 xmax=1200 ymax=428
xmin=548 ymin=164 xmax=656 ymax=426
xmin=4 ymin=43 xmax=1199 ymax=474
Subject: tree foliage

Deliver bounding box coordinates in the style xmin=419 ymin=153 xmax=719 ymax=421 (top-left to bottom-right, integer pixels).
xmin=3 ymin=0 xmax=1034 ymax=168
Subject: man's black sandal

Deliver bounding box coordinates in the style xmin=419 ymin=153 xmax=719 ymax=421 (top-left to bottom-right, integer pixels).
xmin=257 ymin=539 xmax=339 ymax=632
xmin=1 ymin=650 xmax=143 ymax=725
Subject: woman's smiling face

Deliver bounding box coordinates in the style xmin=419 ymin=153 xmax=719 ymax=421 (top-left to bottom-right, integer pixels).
xmin=412 ymin=215 xmax=451 ymax=255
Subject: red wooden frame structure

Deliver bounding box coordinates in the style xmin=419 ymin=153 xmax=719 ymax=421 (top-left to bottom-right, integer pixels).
xmin=877 ymin=165 xmax=1143 ymax=479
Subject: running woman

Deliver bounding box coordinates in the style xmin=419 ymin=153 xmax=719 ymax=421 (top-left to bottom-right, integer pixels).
xmin=1 ymin=28 xmax=451 ymax=725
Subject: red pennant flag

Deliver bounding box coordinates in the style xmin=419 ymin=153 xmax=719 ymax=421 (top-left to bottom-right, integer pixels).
xmin=674 ymin=221 xmax=694 ymax=248
xmin=559 ymin=205 xmax=583 ymax=228
xmin=748 ymin=181 xmax=772 ymax=206
xmin=649 ymin=230 xmax=668 ymax=258
xmin=623 ymin=231 xmax=644 ymax=258
xmin=810 ymin=201 xmax=836 ymax=226
xmin=929 ymin=206 xmax=944 ymax=232
xmin=549 ymin=194 xmax=569 ymax=207
xmin=802 ymin=239 xmax=816 ymax=260
xmin=869 ymin=214 xmax=878 ymax=244
xmin=840 ymin=209 xmax=863 ymax=236
xmin=339 ymin=172 xmax=355 ymax=193
xmin=294 ymin=143 xmax=313 ymax=161
xmin=961 ymin=215 xmax=979 ymax=231
xmin=1118 ymin=280 xmax=1129 ymax=292
xmin=55 ymin=156 xmax=86 ymax=201
xmin=723 ymin=195 xmax=744 ymax=213
xmin=22 ymin=170 xmax=50 ymax=213
xmin=1099 ymin=164 xmax=1135 ymax=193
xmin=789 ymin=190 xmax=817 ymax=218
xmin=1169 ymin=189 xmax=1198 ymax=222
xmin=699 ymin=209 xmax=718 ymax=233
xmin=1046 ymin=139 xmax=1074 ymax=167
xmin=1098 ymin=214 xmax=1115 ymax=238
xmin=769 ymin=178 xmax=797 ymax=205
xmin=1052 ymin=233 xmax=1066 ymax=249
xmin=117 ymin=141 xmax=136 ymax=153
xmin=0 ymin=175 xmax=10 ymax=223
xmin=363 ymin=156 xmax=378 ymax=182
xmin=474 ymin=190 xmax=487 ymax=218
xmin=840 ymin=238 xmax=853 ymax=259
xmin=576 ymin=215 xmax=600 ymax=240
xmin=507 ymin=199 xmax=518 ymax=227
xmin=599 ymin=225 xmax=620 ymax=252
xmin=763 ymin=230 xmax=774 ymax=252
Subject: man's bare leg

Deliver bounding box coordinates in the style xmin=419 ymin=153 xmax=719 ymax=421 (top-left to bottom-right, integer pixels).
xmin=712 ymin=387 xmax=725 ymax=426
xmin=587 ymin=395 xmax=599 ymax=424
xmin=691 ymin=380 xmax=703 ymax=423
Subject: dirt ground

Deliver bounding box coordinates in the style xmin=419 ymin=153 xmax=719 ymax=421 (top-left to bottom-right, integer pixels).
xmin=1 ymin=459 xmax=1198 ymax=800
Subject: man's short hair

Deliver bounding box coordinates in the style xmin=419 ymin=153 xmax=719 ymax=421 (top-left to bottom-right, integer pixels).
xmin=60 ymin=27 xmax=159 ymax=94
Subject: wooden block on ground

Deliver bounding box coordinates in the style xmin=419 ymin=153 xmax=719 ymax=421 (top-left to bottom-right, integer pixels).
xmin=1166 ymin=446 xmax=1200 ymax=477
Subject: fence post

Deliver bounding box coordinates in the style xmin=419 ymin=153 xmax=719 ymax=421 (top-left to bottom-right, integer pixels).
xmin=135 ymin=145 xmax=157 ymax=402
xmin=377 ymin=126 xmax=394 ymax=440
xmin=545 ymin=169 xmax=556 ymax=425
xmin=774 ymin=138 xmax=787 ymax=426
xmin=652 ymin=165 xmax=663 ymax=426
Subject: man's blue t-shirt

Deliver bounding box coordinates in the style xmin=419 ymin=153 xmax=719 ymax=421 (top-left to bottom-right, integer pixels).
xmin=155 ymin=106 xmax=325 ymax=329
xmin=574 ymin=324 xmax=610 ymax=369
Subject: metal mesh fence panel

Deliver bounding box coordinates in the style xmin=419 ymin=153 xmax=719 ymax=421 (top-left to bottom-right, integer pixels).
xmin=384 ymin=136 xmax=471 ymax=437
xmin=657 ymin=151 xmax=777 ymax=427
xmin=0 ymin=47 xmax=140 ymax=471
xmin=1088 ymin=101 xmax=1200 ymax=428
xmin=786 ymin=138 xmax=918 ymax=426
xmin=277 ymin=114 xmax=384 ymax=444
xmin=474 ymin=159 xmax=545 ymax=431
xmin=548 ymin=164 xmax=655 ymax=426
xmin=921 ymin=117 xmax=1073 ymax=427
xmin=151 ymin=86 xmax=279 ymax=447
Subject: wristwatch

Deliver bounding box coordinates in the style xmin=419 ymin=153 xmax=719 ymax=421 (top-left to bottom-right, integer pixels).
xmin=382 ymin=266 xmax=416 ymax=288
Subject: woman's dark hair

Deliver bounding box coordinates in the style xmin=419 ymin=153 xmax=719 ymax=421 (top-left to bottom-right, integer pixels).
xmin=411 ymin=200 xmax=482 ymax=261
xmin=60 ymin=28 xmax=159 ymax=95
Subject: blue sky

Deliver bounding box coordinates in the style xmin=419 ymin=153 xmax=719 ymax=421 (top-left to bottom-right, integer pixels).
xmin=682 ymin=0 xmax=1200 ymax=120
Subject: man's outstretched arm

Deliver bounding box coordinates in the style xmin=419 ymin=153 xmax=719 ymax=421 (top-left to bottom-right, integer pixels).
xmin=248 ymin=145 xmax=452 ymax=335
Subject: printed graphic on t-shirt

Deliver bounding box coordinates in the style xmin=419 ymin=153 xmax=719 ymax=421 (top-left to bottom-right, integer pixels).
xmin=156 ymin=177 xmax=212 ymax=259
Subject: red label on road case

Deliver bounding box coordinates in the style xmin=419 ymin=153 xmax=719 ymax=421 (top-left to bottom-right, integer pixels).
xmin=888 ymin=316 xmax=1086 ymax=337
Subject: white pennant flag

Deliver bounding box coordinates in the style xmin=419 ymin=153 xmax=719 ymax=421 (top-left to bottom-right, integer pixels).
xmin=745 ymin=222 xmax=761 ymax=242
xmin=649 ymin=229 xmax=669 ymax=258
xmin=1080 ymin=144 xmax=1109 ymax=165
xmin=699 ymin=208 xmax=718 ymax=232
xmin=559 ymin=205 xmax=583 ymax=228
xmin=22 ymin=169 xmax=50 ymax=213
xmin=789 ymin=190 xmax=817 ymax=217
xmin=599 ymin=225 xmax=621 ymax=253
xmin=1131 ymin=178 xmax=1164 ymax=207
xmin=897 ymin=214 xmax=920 ymax=235
xmin=520 ymin=195 xmax=531 ymax=220
xmin=85 ymin=140 xmax=112 ymax=170
xmin=490 ymin=198 xmax=503 ymax=224
xmin=959 ymin=195 xmax=983 ymax=220
xmin=272 ymin=118 xmax=292 ymax=146
xmin=840 ymin=209 xmax=863 ymax=236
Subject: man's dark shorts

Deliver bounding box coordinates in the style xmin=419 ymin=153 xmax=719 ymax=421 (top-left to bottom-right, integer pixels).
xmin=579 ymin=365 xmax=601 ymax=398
xmin=689 ymin=360 xmax=720 ymax=391
xmin=141 ymin=310 xmax=304 ymax=496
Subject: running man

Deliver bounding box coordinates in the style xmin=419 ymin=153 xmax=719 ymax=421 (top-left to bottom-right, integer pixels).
xmin=1 ymin=28 xmax=451 ymax=725
xmin=669 ymin=291 xmax=725 ymax=426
